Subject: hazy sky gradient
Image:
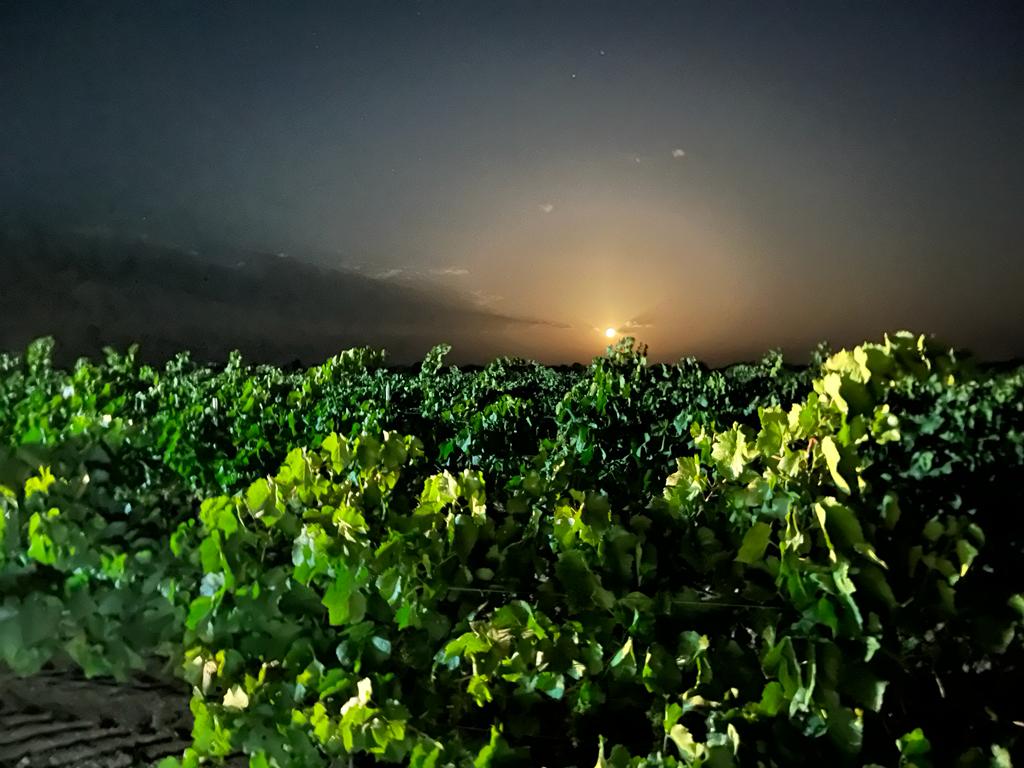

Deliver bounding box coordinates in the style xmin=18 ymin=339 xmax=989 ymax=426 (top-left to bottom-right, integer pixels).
xmin=2 ymin=0 xmax=1022 ymax=363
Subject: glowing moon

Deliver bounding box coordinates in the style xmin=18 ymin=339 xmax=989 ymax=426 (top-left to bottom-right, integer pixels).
xmin=605 ymin=327 xmax=617 ymax=338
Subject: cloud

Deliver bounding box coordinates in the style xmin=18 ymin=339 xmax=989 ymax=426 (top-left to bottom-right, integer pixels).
xmin=433 ymin=267 xmax=470 ymax=276
xmin=539 ymin=203 xmax=555 ymax=214
xmin=672 ymin=148 xmax=686 ymax=158
xmin=470 ymin=290 xmax=504 ymax=307
xmin=588 ymin=317 xmax=655 ymax=336
xmin=1 ymin=232 xmax=573 ymax=365
xmin=623 ymin=318 xmax=654 ymax=330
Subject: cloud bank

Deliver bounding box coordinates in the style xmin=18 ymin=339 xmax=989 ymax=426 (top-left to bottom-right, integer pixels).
xmin=0 ymin=232 xmax=567 ymax=365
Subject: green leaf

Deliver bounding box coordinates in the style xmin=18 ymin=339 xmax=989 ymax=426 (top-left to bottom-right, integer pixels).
xmin=664 ymin=456 xmax=706 ymax=506
xmin=537 ymin=672 xmax=565 ymax=700
xmin=185 ymin=596 xmax=214 ymax=631
xmin=821 ymin=499 xmax=865 ymax=548
xmin=821 ymin=436 xmax=851 ymax=494
xmin=642 ymin=643 xmax=683 ymax=693
xmin=370 ymin=636 xmax=392 ymax=656
xmin=956 ymin=538 xmax=979 ymax=577
xmin=200 ymin=496 xmax=238 ymax=536
xmin=26 ymin=512 xmax=56 ymax=565
xmin=410 ymin=742 xmax=442 ymax=768
xmin=756 ymin=681 xmax=786 ymax=716
xmin=844 ymin=671 xmax=888 ymax=713
xmin=610 ymin=637 xmax=636 ymax=673
xmin=821 ymin=373 xmax=849 ymax=414
xmin=676 ymin=631 xmax=709 ymax=666
xmin=711 ymin=427 xmax=750 ymax=480
xmin=1008 ymin=594 xmax=1024 ymax=620
xmin=922 ymin=518 xmax=944 ymax=542
xmin=736 ymin=521 xmax=772 ymax=564
xmin=453 ymin=514 xmax=478 ymax=562
xmin=828 ymin=706 xmax=864 ymax=754
xmin=245 ymin=478 xmax=279 ymax=524
xmin=444 ymin=632 xmax=490 ymax=659
xmin=322 ymin=570 xmax=354 ymax=625
xmin=756 ymin=409 xmax=789 ymax=456
xmin=668 ymin=723 xmax=704 ymax=761
xmin=802 ymin=596 xmax=839 ymax=636
xmin=663 ymin=702 xmax=684 ymax=732
xmin=556 ymin=550 xmax=615 ymax=610
xmin=897 ymin=727 xmax=931 ymax=757
xmin=991 ymin=745 xmax=1013 ymax=768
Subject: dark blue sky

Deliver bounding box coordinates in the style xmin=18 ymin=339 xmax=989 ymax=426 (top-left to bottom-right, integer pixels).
xmin=2 ymin=0 xmax=1022 ymax=362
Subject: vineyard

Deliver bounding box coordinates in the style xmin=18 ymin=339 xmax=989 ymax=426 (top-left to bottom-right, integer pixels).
xmin=1 ymin=333 xmax=1022 ymax=767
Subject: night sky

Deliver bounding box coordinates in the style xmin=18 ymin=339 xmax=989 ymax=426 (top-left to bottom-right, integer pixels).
xmin=2 ymin=1 xmax=1022 ymax=364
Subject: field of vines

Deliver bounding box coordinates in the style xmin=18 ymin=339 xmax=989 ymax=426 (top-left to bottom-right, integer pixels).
xmin=1 ymin=332 xmax=1022 ymax=767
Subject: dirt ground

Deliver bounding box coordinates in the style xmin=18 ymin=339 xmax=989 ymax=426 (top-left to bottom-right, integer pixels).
xmin=0 ymin=667 xmax=197 ymax=767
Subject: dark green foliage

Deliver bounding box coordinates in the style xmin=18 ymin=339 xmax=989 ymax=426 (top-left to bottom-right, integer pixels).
xmin=1 ymin=333 xmax=1022 ymax=767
